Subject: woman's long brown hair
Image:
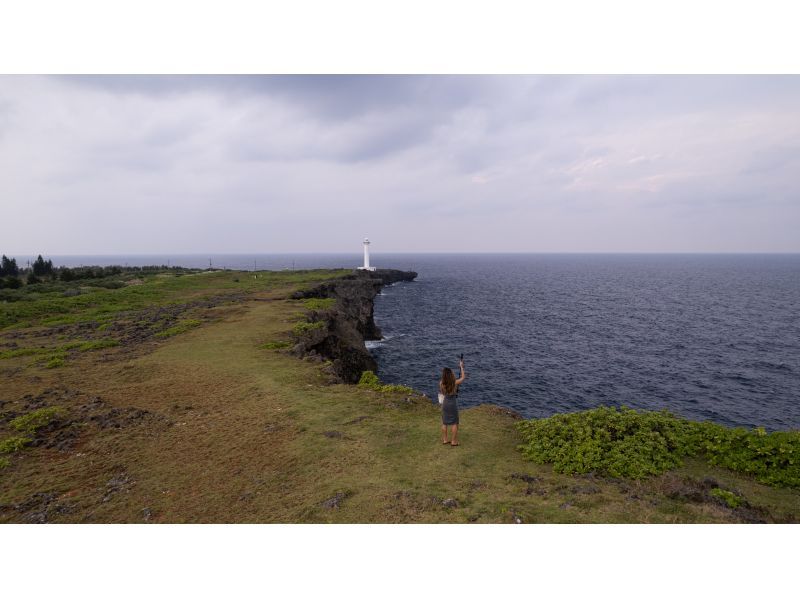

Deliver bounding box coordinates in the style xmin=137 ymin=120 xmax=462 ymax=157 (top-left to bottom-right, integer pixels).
xmin=440 ymin=367 xmax=456 ymax=395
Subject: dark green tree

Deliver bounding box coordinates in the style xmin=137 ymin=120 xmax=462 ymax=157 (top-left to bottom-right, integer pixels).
xmin=1 ymin=254 xmax=19 ymax=277
xmin=32 ymin=255 xmax=47 ymax=276
xmin=31 ymin=255 xmax=54 ymax=277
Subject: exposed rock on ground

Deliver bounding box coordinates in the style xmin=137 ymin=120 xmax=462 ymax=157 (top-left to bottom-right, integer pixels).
xmin=0 ymin=387 xmax=171 ymax=457
xmin=321 ymin=491 xmax=351 ymax=509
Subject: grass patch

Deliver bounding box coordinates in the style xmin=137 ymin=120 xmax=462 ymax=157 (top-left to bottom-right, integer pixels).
xmin=358 ymin=371 xmax=416 ymax=394
xmin=0 ymin=346 xmax=50 ymax=359
xmin=292 ymin=321 xmax=325 ymax=335
xmin=260 ymin=340 xmax=292 ymax=350
xmin=45 ymin=355 xmax=66 ymax=368
xmin=2 ymin=339 xmax=121 ymax=369
xmin=0 ymin=456 xmax=9 ymax=469
xmin=0 ymin=436 xmax=30 ymax=454
xmin=10 ymin=406 xmax=67 ymax=435
xmin=301 ymin=297 xmax=336 ymax=311
xmin=516 ymin=406 xmax=800 ymax=488
xmin=710 ymin=488 xmax=743 ymax=509
xmin=1 ymin=268 xmax=352 ymax=330
xmin=74 ymin=339 xmax=120 ymax=352
xmin=155 ymin=319 xmax=203 ymax=338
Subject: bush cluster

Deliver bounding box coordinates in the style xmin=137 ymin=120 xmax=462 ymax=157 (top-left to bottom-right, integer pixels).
xmin=292 ymin=321 xmax=326 ymax=335
xmin=301 ymin=297 xmax=336 ymax=311
xmin=358 ymin=371 xmax=415 ymax=394
xmin=516 ymin=406 xmax=800 ymax=488
xmin=689 ymin=421 xmax=800 ymax=488
xmin=10 ymin=406 xmax=67 ymax=435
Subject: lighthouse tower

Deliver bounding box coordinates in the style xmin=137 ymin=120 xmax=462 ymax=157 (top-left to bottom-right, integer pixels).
xmin=357 ymin=237 xmax=376 ymax=271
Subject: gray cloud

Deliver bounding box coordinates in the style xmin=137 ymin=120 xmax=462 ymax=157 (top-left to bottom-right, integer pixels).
xmin=1 ymin=75 xmax=799 ymax=254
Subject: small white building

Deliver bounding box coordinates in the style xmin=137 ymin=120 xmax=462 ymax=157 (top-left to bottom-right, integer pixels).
xmin=357 ymin=237 xmax=376 ymax=271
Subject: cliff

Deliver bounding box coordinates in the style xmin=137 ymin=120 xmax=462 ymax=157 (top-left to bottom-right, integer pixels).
xmin=290 ymin=269 xmax=417 ymax=382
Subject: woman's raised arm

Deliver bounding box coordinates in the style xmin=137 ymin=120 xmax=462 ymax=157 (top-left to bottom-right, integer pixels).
xmin=455 ymin=360 xmax=466 ymax=385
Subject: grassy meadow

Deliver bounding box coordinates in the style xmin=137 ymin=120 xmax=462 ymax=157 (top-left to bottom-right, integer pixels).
xmin=1 ymin=269 xmax=798 ymax=523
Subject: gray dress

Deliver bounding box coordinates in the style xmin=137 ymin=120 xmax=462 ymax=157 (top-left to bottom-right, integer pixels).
xmin=441 ymin=389 xmax=459 ymax=425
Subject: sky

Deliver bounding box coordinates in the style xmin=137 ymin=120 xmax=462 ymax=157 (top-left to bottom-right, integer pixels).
xmin=1 ymin=75 xmax=799 ymax=254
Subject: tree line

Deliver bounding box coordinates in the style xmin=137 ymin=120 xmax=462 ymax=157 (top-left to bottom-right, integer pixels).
xmin=0 ymin=254 xmax=56 ymax=287
xmin=1 ymin=254 xmax=194 ymax=289
xmin=0 ymin=255 xmax=197 ymax=289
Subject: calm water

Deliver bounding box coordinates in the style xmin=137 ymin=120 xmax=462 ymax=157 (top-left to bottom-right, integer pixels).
xmin=41 ymin=253 xmax=800 ymax=430
xmin=369 ymin=254 xmax=800 ymax=431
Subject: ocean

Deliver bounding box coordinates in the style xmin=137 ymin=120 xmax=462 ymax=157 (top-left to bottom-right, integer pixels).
xmin=40 ymin=253 xmax=800 ymax=430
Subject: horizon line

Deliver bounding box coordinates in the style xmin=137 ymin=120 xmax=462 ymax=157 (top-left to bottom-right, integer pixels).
xmin=6 ymin=251 xmax=800 ymax=257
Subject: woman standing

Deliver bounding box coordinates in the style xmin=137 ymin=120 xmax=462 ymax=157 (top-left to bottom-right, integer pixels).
xmin=439 ymin=358 xmax=466 ymax=446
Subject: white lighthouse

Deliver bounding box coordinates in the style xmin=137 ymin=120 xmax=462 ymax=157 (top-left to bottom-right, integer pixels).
xmin=357 ymin=237 xmax=376 ymax=271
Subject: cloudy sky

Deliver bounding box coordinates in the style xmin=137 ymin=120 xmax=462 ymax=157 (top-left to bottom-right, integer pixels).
xmin=1 ymin=75 xmax=798 ymax=254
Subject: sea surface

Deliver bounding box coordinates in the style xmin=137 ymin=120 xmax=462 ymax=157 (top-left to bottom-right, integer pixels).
xmin=41 ymin=253 xmax=800 ymax=430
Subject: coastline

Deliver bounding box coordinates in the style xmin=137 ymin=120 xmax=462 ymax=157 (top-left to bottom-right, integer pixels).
xmin=1 ymin=267 xmax=798 ymax=523
xmin=288 ymin=269 xmax=417 ymax=383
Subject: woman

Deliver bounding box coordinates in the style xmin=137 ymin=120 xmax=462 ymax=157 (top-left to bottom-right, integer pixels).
xmin=439 ymin=358 xmax=466 ymax=446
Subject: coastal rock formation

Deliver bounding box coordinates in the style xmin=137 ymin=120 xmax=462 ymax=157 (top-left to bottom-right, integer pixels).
xmin=290 ymin=269 xmax=417 ymax=383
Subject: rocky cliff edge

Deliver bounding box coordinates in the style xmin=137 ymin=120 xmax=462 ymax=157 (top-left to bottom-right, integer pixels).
xmin=289 ymin=269 xmax=417 ymax=382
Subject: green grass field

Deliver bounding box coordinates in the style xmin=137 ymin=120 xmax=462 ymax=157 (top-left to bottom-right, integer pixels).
xmin=1 ymin=269 xmax=798 ymax=523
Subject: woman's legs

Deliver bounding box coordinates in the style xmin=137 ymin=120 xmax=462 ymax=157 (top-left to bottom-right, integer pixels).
xmin=450 ymin=424 xmax=459 ymax=445
xmin=441 ymin=424 xmax=449 ymax=444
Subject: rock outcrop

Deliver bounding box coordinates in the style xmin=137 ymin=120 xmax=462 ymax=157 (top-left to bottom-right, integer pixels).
xmin=290 ymin=269 xmax=417 ymax=383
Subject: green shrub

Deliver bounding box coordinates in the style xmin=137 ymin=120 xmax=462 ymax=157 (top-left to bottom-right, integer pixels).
xmin=380 ymin=384 xmax=416 ymax=394
xmin=358 ymin=370 xmax=381 ymax=389
xmin=45 ymin=355 xmax=65 ymax=368
xmin=516 ymin=406 xmax=691 ymax=479
xmin=0 ymin=436 xmax=30 ymax=454
xmin=1 ymin=276 xmax=22 ymax=289
xmin=0 ymin=456 xmax=10 ymax=469
xmin=687 ymin=421 xmax=800 ymax=488
xmin=292 ymin=321 xmax=325 ymax=335
xmin=710 ymin=488 xmax=743 ymax=509
xmin=302 ymin=297 xmax=336 ymax=311
xmin=10 ymin=406 xmax=66 ymax=435
xmin=516 ymin=406 xmax=800 ymax=488
xmin=357 ymin=371 xmax=415 ymax=394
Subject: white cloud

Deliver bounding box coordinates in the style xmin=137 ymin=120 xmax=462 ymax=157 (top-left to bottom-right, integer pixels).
xmin=1 ymin=75 xmax=799 ymax=254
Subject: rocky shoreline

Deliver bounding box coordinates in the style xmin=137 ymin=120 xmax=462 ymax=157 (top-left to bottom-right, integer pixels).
xmin=290 ymin=269 xmax=417 ymax=383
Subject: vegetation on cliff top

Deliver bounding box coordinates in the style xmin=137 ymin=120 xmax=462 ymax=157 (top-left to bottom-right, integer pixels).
xmin=358 ymin=370 xmax=416 ymax=394
xmin=1 ymin=267 xmax=799 ymax=523
xmin=517 ymin=406 xmax=800 ymax=488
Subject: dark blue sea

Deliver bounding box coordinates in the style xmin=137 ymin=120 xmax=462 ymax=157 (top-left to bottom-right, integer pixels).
xmin=41 ymin=253 xmax=800 ymax=430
